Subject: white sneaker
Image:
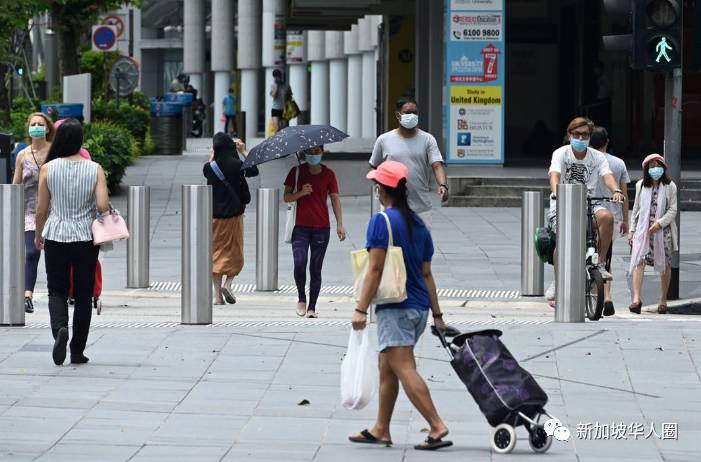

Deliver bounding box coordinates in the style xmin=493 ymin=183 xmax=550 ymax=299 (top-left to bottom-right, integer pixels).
xmin=545 ymin=281 xmax=556 ymax=301
xmin=599 ymin=269 xmax=614 ymax=281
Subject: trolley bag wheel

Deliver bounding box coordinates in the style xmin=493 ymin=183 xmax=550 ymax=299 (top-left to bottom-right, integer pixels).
xmin=528 ymin=425 xmax=553 ymax=453
xmin=585 ymin=268 xmax=605 ymax=321
xmin=491 ymin=423 xmax=517 ymax=454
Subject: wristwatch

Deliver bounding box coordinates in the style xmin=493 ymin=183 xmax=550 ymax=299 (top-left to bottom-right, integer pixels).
xmin=439 ymin=183 xmax=449 ymax=191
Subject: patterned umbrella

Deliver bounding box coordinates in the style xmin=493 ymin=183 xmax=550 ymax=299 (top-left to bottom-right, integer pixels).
xmin=241 ymin=124 xmax=349 ymax=169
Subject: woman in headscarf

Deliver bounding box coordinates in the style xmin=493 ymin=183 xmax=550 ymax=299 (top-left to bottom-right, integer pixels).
xmin=203 ymin=133 xmax=258 ymax=305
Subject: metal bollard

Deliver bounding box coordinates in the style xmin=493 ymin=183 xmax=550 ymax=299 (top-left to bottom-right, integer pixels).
xmin=0 ymin=185 xmax=25 ymax=326
xmin=555 ymin=184 xmax=586 ymax=322
xmin=370 ymin=184 xmax=382 ymax=216
xmin=181 ymin=185 xmax=213 ymax=324
xmin=521 ymin=191 xmax=544 ymax=296
xmin=256 ymin=188 xmax=279 ymax=291
xmin=127 ymin=186 xmax=150 ymax=288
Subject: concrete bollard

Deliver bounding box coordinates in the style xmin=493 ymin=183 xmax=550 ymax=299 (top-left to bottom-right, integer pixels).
xmin=181 ymin=185 xmax=213 ymax=324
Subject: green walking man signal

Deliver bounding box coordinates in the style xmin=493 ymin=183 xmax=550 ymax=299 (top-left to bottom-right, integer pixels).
xmin=655 ymin=36 xmax=673 ymax=63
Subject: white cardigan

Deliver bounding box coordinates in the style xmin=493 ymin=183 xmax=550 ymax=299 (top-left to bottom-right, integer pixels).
xmin=630 ymin=179 xmax=678 ymax=251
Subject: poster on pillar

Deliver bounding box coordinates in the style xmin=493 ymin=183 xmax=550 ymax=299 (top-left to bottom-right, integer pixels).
xmin=445 ymin=1 xmax=505 ymax=164
xmin=287 ymin=30 xmax=305 ymax=64
xmin=274 ymin=14 xmax=287 ymax=66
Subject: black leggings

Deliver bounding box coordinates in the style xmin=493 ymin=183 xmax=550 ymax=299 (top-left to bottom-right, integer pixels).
xmin=44 ymin=240 xmax=99 ymax=355
xmin=25 ymin=231 xmax=41 ymax=292
xmin=291 ymin=226 xmax=330 ymax=311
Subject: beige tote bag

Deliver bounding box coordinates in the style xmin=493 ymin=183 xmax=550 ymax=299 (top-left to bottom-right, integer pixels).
xmin=351 ymin=211 xmax=408 ymax=304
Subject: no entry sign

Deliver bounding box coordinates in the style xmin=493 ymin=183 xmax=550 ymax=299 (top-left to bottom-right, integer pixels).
xmin=92 ymin=25 xmax=117 ymax=52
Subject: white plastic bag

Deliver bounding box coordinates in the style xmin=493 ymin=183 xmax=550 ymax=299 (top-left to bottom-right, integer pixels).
xmin=340 ymin=328 xmax=377 ymax=410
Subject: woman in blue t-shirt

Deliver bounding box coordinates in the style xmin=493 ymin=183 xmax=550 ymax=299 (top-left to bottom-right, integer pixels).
xmin=349 ymin=160 xmax=451 ymax=451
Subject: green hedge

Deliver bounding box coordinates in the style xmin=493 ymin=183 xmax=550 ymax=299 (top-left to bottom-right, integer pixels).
xmin=92 ymin=99 xmax=150 ymax=144
xmin=84 ymin=121 xmax=139 ymax=193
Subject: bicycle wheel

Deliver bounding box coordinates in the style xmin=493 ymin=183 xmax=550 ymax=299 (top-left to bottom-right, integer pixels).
xmin=585 ymin=268 xmax=605 ymax=321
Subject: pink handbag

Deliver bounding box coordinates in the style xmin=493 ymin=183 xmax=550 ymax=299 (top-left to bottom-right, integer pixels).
xmin=92 ymin=208 xmax=130 ymax=245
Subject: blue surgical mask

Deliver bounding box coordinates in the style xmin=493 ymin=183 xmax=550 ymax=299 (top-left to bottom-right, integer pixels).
xmin=305 ymin=154 xmax=322 ymax=165
xmin=28 ymin=125 xmax=46 ymax=139
xmin=570 ymin=138 xmax=589 ymax=152
xmin=648 ymin=166 xmax=664 ymax=181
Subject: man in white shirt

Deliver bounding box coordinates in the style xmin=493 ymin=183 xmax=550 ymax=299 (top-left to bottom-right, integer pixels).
xmin=590 ymin=126 xmax=630 ymax=316
xmin=546 ymin=117 xmax=625 ymax=307
xmin=369 ymin=97 xmax=448 ymax=229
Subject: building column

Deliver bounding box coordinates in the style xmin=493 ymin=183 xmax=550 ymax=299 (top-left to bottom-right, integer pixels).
xmin=308 ymin=31 xmax=328 ymax=125
xmin=359 ymin=16 xmax=377 ymax=138
xmin=211 ymin=0 xmax=234 ymax=135
xmin=183 ymin=0 xmax=206 ymax=94
xmin=238 ymin=0 xmax=262 ymax=141
xmin=344 ymin=24 xmax=362 ymax=138
xmin=415 ymin=1 xmax=444 ymax=146
xmin=287 ymin=30 xmax=308 ymax=126
xmin=262 ymin=0 xmax=286 ymax=133
xmin=326 ymin=31 xmax=347 ymax=132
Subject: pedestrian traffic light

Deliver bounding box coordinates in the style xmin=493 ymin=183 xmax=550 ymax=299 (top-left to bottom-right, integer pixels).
xmin=634 ymin=0 xmax=682 ymax=70
xmin=16 ymin=67 xmax=24 ymax=77
xmin=602 ymin=1 xmax=634 ymax=65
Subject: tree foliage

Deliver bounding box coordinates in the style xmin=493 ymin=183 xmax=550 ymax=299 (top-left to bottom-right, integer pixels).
xmin=0 ymin=1 xmax=47 ymax=124
xmin=49 ymin=1 xmax=141 ymax=78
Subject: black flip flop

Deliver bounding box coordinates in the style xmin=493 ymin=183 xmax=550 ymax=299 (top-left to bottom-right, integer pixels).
xmin=349 ymin=429 xmax=392 ymax=446
xmin=414 ymin=434 xmax=453 ymax=451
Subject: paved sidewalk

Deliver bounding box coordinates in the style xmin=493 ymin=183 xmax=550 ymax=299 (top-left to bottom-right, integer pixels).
xmin=1 ymin=295 xmax=700 ymax=461
xmin=29 ymin=152 xmax=701 ymax=310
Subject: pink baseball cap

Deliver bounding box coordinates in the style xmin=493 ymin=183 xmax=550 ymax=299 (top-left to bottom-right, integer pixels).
xmin=366 ymin=160 xmax=409 ymax=188
xmin=642 ymin=153 xmax=667 ymax=169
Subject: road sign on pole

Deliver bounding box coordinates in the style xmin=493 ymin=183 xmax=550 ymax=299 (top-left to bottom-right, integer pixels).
xmin=92 ymin=25 xmax=117 ymax=52
xmin=101 ymin=15 xmax=125 ymax=38
xmin=665 ymin=67 xmax=682 ymax=300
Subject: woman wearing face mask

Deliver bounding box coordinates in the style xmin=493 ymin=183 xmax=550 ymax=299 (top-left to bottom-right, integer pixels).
xmin=628 ymin=154 xmax=678 ymax=314
xmin=12 ymin=112 xmax=55 ymax=314
xmin=349 ymin=160 xmax=451 ymax=451
xmin=283 ymin=146 xmax=346 ymax=318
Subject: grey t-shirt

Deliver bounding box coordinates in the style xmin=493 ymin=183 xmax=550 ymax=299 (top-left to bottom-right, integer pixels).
xmin=271 ymin=82 xmax=288 ymax=110
xmin=369 ymin=129 xmax=443 ymax=213
xmin=594 ymin=152 xmax=630 ymax=223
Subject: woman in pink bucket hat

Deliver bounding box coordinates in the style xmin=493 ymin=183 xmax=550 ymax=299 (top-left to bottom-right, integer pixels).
xmin=628 ymin=153 xmax=678 ymax=314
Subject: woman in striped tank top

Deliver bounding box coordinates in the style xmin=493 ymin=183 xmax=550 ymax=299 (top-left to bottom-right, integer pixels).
xmin=34 ymin=119 xmax=110 ymax=366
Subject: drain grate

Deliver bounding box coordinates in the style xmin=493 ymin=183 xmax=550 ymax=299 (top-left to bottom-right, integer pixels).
xmin=147 ymin=282 xmax=521 ymax=300
xmin=14 ymin=319 xmax=550 ymax=330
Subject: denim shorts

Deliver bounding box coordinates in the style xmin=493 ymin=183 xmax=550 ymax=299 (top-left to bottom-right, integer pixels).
xmin=376 ymin=308 xmax=429 ymax=352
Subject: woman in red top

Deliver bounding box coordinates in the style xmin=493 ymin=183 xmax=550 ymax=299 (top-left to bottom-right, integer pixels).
xmin=284 ymin=146 xmax=346 ymax=317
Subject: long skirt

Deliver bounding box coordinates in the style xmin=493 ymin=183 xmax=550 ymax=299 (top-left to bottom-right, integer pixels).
xmin=212 ymin=215 xmax=244 ymax=276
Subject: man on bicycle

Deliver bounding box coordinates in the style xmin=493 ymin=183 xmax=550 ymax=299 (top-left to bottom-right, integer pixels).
xmin=590 ymin=126 xmax=630 ymax=316
xmin=546 ymin=117 xmax=625 ymax=308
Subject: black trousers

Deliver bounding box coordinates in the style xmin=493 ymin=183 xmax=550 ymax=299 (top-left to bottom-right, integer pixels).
xmin=44 ymin=240 xmax=99 ymax=355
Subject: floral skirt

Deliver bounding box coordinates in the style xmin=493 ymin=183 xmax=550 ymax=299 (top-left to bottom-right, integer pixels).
xmin=643 ymin=225 xmax=673 ymax=268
